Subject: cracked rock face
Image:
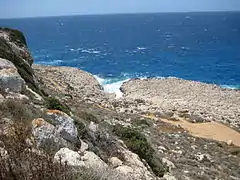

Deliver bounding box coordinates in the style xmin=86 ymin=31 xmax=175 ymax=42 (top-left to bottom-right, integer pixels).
xmin=0 ymin=58 xmax=25 ymax=93
xmin=32 ymin=112 xmax=80 ymax=152
xmin=0 ymin=28 xmax=39 ymax=92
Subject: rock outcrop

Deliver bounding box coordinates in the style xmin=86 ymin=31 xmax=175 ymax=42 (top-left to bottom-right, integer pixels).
xmin=0 ymin=28 xmax=40 ymax=93
xmin=0 ymin=58 xmax=25 ymax=93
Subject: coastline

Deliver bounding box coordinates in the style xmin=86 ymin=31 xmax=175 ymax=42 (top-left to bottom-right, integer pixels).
xmin=1 ymin=28 xmax=240 ymax=179
xmin=33 ymin=63 xmax=240 ymax=132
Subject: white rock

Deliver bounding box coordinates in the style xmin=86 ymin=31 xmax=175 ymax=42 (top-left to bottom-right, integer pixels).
xmin=109 ymin=157 xmax=123 ymax=168
xmin=47 ymin=110 xmax=78 ymax=144
xmin=89 ymin=121 xmax=98 ymax=133
xmin=0 ymin=147 xmax=8 ymax=160
xmin=79 ymin=140 xmax=89 ymax=153
xmin=227 ymin=140 xmax=233 ymax=146
xmin=54 ymin=148 xmax=85 ymax=167
xmin=32 ymin=118 xmax=71 ymax=151
xmin=0 ymin=58 xmax=25 ymax=93
xmin=116 ymin=165 xmax=134 ymax=174
xmin=0 ymin=94 xmax=4 ymax=104
xmin=26 ymin=85 xmax=43 ymax=101
xmin=162 ymin=158 xmax=176 ymax=170
xmin=119 ymin=148 xmax=155 ymax=180
xmin=163 ymin=173 xmax=177 ymax=180
xmin=81 ymin=151 xmax=108 ymax=170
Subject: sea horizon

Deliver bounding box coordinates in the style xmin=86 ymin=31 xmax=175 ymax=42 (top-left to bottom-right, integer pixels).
xmin=0 ymin=12 xmax=239 ymax=93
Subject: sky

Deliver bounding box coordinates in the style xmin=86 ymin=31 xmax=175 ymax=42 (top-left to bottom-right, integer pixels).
xmin=0 ymin=0 xmax=240 ymax=19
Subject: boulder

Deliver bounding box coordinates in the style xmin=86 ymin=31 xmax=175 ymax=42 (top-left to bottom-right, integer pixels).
xmin=47 ymin=110 xmax=79 ymax=145
xmin=54 ymin=148 xmax=85 ymax=167
xmin=117 ymin=148 xmax=155 ymax=180
xmin=32 ymin=118 xmax=70 ymax=152
xmin=81 ymin=151 xmax=108 ymax=170
xmin=0 ymin=58 xmax=25 ymax=93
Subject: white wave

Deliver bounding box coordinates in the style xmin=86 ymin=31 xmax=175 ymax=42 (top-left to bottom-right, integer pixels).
xmin=220 ymin=85 xmax=240 ymax=90
xmin=81 ymin=49 xmax=101 ymax=54
xmin=93 ymin=75 xmax=105 ymax=85
xmin=137 ymin=47 xmax=146 ymax=50
xmin=103 ymin=80 xmax=129 ymax=98
xmin=94 ymin=75 xmax=129 ymax=98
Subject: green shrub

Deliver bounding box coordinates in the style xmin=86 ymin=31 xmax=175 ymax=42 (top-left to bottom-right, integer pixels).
xmin=230 ymin=148 xmax=240 ymax=156
xmin=45 ymin=97 xmax=70 ymax=114
xmin=113 ymin=125 xmax=167 ymax=177
xmin=74 ymin=119 xmax=87 ymax=138
xmin=78 ymin=111 xmax=98 ymax=123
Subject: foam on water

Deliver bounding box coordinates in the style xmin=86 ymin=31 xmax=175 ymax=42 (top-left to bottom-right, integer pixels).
xmin=94 ymin=75 xmax=129 ymax=98
xmin=220 ymin=85 xmax=240 ymax=90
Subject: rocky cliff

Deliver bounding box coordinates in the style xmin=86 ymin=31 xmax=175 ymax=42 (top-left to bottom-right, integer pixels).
xmin=0 ymin=28 xmax=240 ymax=180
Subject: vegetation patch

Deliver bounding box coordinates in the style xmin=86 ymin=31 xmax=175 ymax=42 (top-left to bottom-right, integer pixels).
xmin=78 ymin=111 xmax=99 ymax=123
xmin=0 ymin=99 xmax=42 ymax=122
xmin=113 ymin=125 xmax=167 ymax=177
xmin=45 ymin=97 xmax=70 ymax=115
xmin=230 ymin=147 xmax=240 ymax=156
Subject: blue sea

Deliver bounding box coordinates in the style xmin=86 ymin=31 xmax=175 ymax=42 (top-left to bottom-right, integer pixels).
xmin=0 ymin=12 xmax=240 ymax=93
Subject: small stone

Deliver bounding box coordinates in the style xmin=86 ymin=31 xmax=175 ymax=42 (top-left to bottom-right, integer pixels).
xmin=109 ymin=157 xmax=123 ymax=168
xmin=116 ymin=165 xmax=134 ymax=174
xmin=79 ymin=140 xmax=88 ymax=153
xmin=163 ymin=173 xmax=177 ymax=180
xmin=227 ymin=140 xmax=233 ymax=146
xmin=89 ymin=121 xmax=98 ymax=133
xmin=162 ymin=158 xmax=176 ymax=170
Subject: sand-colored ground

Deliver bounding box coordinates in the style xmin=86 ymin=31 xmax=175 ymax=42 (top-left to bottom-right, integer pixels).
xmin=163 ymin=118 xmax=240 ymax=147
xmin=143 ymin=115 xmax=240 ymax=147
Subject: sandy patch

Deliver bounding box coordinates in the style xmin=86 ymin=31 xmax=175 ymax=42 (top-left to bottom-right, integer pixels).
xmin=143 ymin=115 xmax=240 ymax=147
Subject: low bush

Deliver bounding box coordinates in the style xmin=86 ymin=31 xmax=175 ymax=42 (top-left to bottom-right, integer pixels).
xmin=78 ymin=111 xmax=98 ymax=123
xmin=113 ymin=125 xmax=167 ymax=177
xmin=45 ymin=97 xmax=70 ymax=115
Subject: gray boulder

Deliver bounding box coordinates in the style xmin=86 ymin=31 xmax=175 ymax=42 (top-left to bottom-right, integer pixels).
xmin=46 ymin=110 xmax=79 ymax=144
xmin=32 ymin=118 xmax=70 ymax=152
xmin=0 ymin=58 xmax=25 ymax=93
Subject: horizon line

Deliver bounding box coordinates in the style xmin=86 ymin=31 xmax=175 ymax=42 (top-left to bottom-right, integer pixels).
xmin=1 ymin=10 xmax=240 ymax=20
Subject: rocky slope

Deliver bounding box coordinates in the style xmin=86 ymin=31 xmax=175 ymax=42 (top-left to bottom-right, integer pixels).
xmin=121 ymin=78 xmax=240 ymax=130
xmin=0 ymin=28 xmax=240 ymax=180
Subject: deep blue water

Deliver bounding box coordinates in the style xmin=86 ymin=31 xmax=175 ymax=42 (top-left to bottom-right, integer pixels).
xmin=0 ymin=12 xmax=240 ymax=92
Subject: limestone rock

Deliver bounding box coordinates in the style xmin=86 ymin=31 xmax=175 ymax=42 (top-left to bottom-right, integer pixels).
xmin=163 ymin=173 xmax=177 ymax=180
xmin=118 ymin=148 xmax=155 ymax=180
xmin=109 ymin=157 xmax=123 ymax=168
xmin=0 ymin=28 xmax=39 ymax=92
xmin=32 ymin=118 xmax=69 ymax=152
xmin=54 ymin=148 xmax=85 ymax=167
xmin=79 ymin=140 xmax=89 ymax=153
xmin=116 ymin=165 xmax=134 ymax=174
xmin=81 ymin=151 xmax=108 ymax=170
xmin=0 ymin=93 xmax=4 ymax=104
xmin=47 ymin=110 xmax=79 ymax=144
xmin=0 ymin=58 xmax=25 ymax=93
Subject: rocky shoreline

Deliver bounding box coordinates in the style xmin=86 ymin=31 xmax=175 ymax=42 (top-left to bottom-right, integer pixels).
xmin=1 ymin=28 xmax=240 ymax=180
